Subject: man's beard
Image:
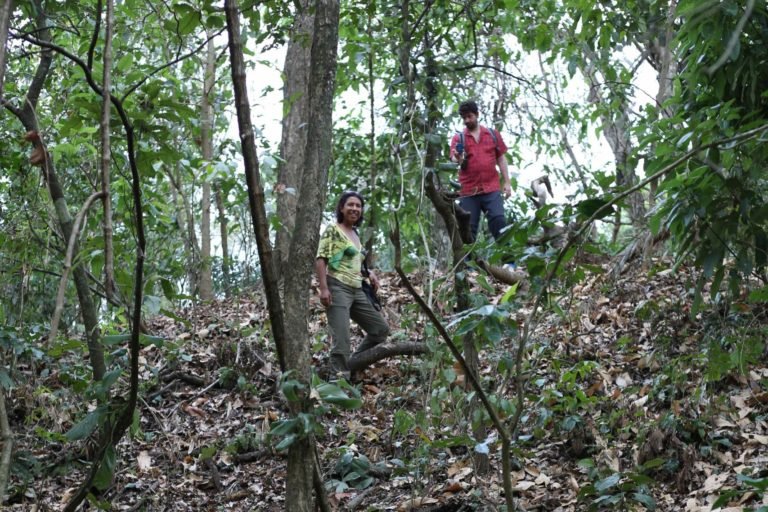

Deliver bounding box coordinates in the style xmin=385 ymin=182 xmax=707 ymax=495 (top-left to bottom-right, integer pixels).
xmin=465 ymin=121 xmax=477 ymax=130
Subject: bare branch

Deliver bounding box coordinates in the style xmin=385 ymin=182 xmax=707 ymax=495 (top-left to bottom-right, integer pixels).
xmin=48 ymin=191 xmax=106 ymax=345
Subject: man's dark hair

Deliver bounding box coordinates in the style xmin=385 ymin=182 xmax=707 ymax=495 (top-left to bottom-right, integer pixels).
xmin=335 ymin=190 xmax=365 ymax=227
xmin=458 ymin=100 xmax=479 ymax=117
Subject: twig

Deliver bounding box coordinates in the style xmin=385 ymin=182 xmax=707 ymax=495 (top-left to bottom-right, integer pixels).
xmin=345 ymin=486 xmax=376 ymax=510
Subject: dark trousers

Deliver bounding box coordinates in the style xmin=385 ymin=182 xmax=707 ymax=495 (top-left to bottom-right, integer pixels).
xmin=326 ymin=276 xmax=389 ymax=375
xmin=460 ymin=191 xmax=506 ymax=241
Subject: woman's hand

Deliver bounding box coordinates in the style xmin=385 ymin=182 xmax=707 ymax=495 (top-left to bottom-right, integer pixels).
xmin=319 ymin=287 xmax=332 ymax=307
xmin=369 ymin=271 xmax=380 ymax=292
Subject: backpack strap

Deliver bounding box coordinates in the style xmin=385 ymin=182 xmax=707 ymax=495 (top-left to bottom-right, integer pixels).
xmin=458 ymin=127 xmax=499 ymax=152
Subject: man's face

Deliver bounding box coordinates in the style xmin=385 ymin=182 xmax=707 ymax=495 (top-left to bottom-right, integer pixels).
xmin=461 ymin=112 xmax=478 ymax=130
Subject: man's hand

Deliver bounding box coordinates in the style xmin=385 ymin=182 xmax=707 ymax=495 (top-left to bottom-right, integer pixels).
xmin=503 ymin=181 xmax=512 ymax=198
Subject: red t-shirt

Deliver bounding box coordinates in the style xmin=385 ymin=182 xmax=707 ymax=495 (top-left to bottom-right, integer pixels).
xmin=450 ymin=126 xmax=508 ymax=196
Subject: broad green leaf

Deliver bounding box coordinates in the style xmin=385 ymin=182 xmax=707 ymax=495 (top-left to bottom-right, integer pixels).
xmin=93 ymin=445 xmax=117 ymax=490
xmin=594 ymin=473 xmax=621 ymax=492
xmin=66 ymin=407 xmax=105 ymax=441
xmin=316 ymin=382 xmax=362 ymax=409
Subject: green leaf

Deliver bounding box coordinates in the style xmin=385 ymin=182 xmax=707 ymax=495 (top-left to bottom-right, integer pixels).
xmin=640 ymin=458 xmax=665 ymax=470
xmin=280 ymin=375 xmax=305 ymax=402
xmin=500 ymin=283 xmax=518 ymax=304
xmin=316 ymin=382 xmax=362 ymax=409
xmin=66 ymin=407 xmax=105 ymax=441
xmin=274 ymin=433 xmax=297 ymax=451
xmin=93 ymin=445 xmax=116 ymax=490
xmin=632 ymin=492 xmax=656 ymax=510
xmin=594 ymin=473 xmax=621 ymax=492
xmin=103 ymin=334 xmax=131 ymax=346
xmin=177 ymin=9 xmax=201 ymax=36
xmin=139 ymin=334 xmax=165 ymax=348
xmin=576 ymin=198 xmax=615 ymax=222
xmin=0 ymin=368 xmax=14 ymax=389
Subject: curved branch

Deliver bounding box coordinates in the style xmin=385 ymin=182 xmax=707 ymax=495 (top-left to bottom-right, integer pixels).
xmin=87 ymin=0 xmax=102 ymax=71
xmin=48 ymin=191 xmax=106 ymax=345
xmin=120 ymin=27 xmax=225 ymax=103
xmin=449 ymin=62 xmax=530 ymax=86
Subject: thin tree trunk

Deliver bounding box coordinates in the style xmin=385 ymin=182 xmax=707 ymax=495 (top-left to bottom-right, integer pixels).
xmin=275 ymin=0 xmax=313 ymax=276
xmin=214 ymin=185 xmax=230 ymax=297
xmin=582 ymin=49 xmax=645 ymax=226
xmin=0 ymin=0 xmax=13 ymax=99
xmin=281 ymin=0 xmax=340 ymax=508
xmin=100 ymin=0 xmax=115 ymax=301
xmin=199 ymin=35 xmax=216 ymax=301
xmin=0 ymin=390 xmax=13 ymax=502
xmin=167 ymin=162 xmax=200 ymax=295
xmin=537 ymin=53 xmax=590 ymax=192
xmin=224 ymin=0 xmax=287 ymax=372
xmin=4 ymin=6 xmax=106 ymax=381
xmin=423 ymin=25 xmax=488 ymax=474
xmin=648 ymin=0 xmax=678 ymax=213
xmin=226 ymin=1 xmax=338 ymax=509
xmin=365 ymin=9 xmax=377 ymax=257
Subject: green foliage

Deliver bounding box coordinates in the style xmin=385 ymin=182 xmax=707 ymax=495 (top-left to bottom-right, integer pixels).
xmin=713 ymin=473 xmax=768 ymax=511
xmin=270 ymin=373 xmax=362 ymax=450
xmin=578 ymin=459 xmax=658 ymax=511
xmin=325 ymin=449 xmax=377 ymax=493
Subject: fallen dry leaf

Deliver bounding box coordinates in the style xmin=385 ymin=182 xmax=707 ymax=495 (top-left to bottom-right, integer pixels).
xmin=137 ymin=450 xmax=152 ymax=471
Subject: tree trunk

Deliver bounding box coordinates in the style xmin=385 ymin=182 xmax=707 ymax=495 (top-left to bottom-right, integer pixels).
xmin=100 ymin=0 xmax=115 ymax=301
xmin=226 ymin=0 xmax=339 ymax=509
xmin=214 ymin=185 xmax=230 ymax=297
xmin=0 ymin=0 xmax=14 ymax=99
xmin=4 ymin=8 xmax=106 ymax=381
xmin=281 ymin=0 xmax=340 ymax=509
xmin=582 ymin=50 xmax=645 ymax=226
xmin=199 ymin=35 xmax=216 ymax=301
xmin=275 ymin=0 xmax=313 ymax=276
xmin=422 ymin=27 xmax=489 ymax=473
xmin=365 ymin=10 xmax=377 ymax=257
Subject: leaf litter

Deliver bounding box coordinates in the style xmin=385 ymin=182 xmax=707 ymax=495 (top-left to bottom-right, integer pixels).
xmin=6 ymin=260 xmax=768 ymax=511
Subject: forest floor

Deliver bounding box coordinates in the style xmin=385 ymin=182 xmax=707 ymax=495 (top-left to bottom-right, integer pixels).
xmin=7 ymin=259 xmax=768 ymax=511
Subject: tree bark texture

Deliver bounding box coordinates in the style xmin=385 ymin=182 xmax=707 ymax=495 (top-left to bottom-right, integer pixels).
xmin=199 ymin=35 xmax=216 ymax=301
xmin=275 ymin=0 xmax=313 ymax=276
xmin=224 ymin=0 xmax=288 ymax=376
xmin=281 ymin=0 xmax=340 ymax=509
xmin=100 ymin=0 xmax=115 ymax=301
xmin=0 ymin=0 xmax=14 ymax=99
xmin=214 ymin=185 xmax=230 ymax=297
xmin=0 ymin=390 xmax=13 ymax=503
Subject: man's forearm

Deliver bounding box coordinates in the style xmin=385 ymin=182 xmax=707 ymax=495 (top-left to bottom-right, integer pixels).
xmin=498 ymin=156 xmax=510 ymax=183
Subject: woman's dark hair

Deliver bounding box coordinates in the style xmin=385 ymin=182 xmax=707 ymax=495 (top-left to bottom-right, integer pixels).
xmin=335 ymin=190 xmax=365 ymax=227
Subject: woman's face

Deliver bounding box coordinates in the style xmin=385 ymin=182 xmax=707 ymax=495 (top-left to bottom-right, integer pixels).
xmin=340 ymin=196 xmax=363 ymax=225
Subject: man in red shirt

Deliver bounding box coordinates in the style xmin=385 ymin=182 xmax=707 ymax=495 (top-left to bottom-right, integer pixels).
xmin=449 ymin=100 xmax=512 ymax=241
